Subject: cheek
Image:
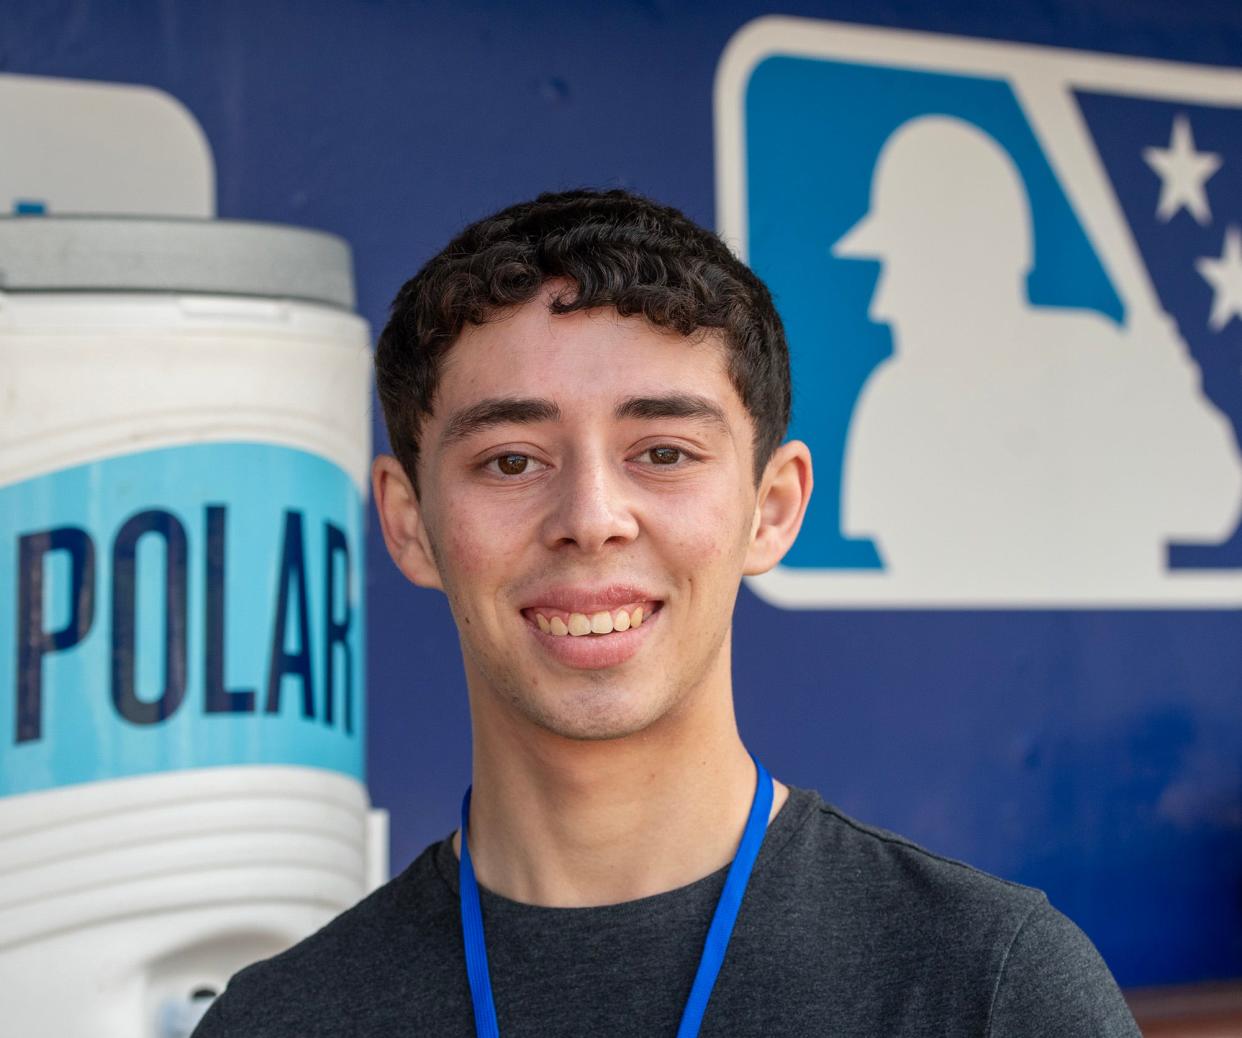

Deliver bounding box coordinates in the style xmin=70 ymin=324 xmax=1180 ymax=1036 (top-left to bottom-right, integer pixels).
xmin=433 ymin=516 xmax=500 ymax=633
xmin=442 ymin=523 xmax=489 ymax=579
xmin=431 ymin=497 xmax=541 ymax=636
xmin=665 ymin=493 xmax=751 ymax=574
xmin=421 ymin=523 xmax=497 ymax=636
xmin=436 ymin=495 xmax=525 ymax=580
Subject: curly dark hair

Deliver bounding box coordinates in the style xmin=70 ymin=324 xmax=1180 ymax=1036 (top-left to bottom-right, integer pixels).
xmin=375 ymin=188 xmax=791 ymax=491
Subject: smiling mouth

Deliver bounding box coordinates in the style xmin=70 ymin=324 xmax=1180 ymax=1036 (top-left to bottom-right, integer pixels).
xmin=521 ymin=601 xmax=663 ymax=637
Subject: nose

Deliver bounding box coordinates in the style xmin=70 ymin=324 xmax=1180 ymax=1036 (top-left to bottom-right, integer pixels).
xmin=541 ymin=451 xmax=640 ymax=553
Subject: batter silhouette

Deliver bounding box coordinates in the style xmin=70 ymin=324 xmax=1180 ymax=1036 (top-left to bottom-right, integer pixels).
xmin=835 ymin=116 xmax=1241 ymax=592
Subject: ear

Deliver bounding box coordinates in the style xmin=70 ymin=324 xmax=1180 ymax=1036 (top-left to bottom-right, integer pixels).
xmin=743 ymin=440 xmax=813 ymax=576
xmin=372 ymin=454 xmax=444 ymax=590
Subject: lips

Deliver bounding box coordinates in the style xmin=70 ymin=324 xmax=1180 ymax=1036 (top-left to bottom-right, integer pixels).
xmin=518 ymin=587 xmax=664 ymax=669
xmin=519 ymin=584 xmax=661 ymax=614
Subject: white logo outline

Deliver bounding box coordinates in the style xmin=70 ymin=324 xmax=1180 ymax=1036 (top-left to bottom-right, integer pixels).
xmin=716 ymin=16 xmax=1242 ymax=608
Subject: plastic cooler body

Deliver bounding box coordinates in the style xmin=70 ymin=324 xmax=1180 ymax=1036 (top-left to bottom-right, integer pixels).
xmin=0 ymin=282 xmax=375 ymax=1038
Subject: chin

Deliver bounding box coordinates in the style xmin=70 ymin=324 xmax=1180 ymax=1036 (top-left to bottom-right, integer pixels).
xmin=536 ymin=713 xmax=655 ymax=743
xmin=513 ymin=683 xmax=673 ymax=743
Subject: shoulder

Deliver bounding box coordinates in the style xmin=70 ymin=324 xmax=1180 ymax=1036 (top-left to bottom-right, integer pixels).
xmin=762 ymin=791 xmax=1138 ymax=1035
xmin=988 ymin=897 xmax=1141 ymax=1037
xmin=192 ymin=840 xmax=461 ymax=1038
xmin=776 ymin=791 xmax=1047 ymax=933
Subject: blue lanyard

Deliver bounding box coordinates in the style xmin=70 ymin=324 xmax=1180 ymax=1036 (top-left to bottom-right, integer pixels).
xmin=458 ymin=756 xmax=774 ymax=1038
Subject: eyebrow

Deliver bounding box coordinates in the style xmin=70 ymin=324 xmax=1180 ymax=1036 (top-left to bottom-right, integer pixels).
xmin=439 ymin=392 xmax=729 ymax=448
xmin=614 ymin=394 xmax=729 ymax=428
xmin=441 ymin=397 xmax=562 ymax=447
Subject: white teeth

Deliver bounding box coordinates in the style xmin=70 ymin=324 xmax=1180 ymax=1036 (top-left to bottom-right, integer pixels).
xmin=534 ymin=605 xmax=653 ymax=636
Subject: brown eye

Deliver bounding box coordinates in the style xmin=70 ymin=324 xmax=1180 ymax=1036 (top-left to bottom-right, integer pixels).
xmin=496 ymin=454 xmax=529 ymax=475
xmin=649 ymin=447 xmax=682 ymax=465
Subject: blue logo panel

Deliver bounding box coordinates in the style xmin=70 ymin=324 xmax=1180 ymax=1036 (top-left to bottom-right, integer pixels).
xmin=0 ymin=443 xmax=366 ymax=795
xmin=745 ymin=57 xmax=1123 ymax=572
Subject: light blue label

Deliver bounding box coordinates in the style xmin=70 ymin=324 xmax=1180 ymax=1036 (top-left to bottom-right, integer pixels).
xmin=1 ymin=443 xmax=365 ymax=795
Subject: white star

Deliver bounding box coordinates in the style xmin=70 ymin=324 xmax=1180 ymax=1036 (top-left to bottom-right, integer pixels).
xmin=1196 ymin=226 xmax=1242 ymax=332
xmin=1143 ymin=114 xmax=1222 ymax=225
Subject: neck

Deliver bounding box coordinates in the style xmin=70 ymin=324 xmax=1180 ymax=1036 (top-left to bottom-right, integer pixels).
xmin=456 ymin=688 xmax=787 ymax=908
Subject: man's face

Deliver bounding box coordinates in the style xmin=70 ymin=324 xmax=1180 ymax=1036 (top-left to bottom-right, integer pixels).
xmin=402 ymin=285 xmax=768 ymax=742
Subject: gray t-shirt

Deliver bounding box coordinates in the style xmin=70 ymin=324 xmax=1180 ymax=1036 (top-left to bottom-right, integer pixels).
xmin=192 ymin=787 xmax=1139 ymax=1037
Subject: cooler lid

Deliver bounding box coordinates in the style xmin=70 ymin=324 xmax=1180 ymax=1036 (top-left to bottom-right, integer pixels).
xmin=0 ymin=215 xmax=356 ymax=309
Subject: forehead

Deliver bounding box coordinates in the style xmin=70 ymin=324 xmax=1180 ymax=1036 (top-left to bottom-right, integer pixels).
xmin=434 ymin=294 xmax=742 ymax=421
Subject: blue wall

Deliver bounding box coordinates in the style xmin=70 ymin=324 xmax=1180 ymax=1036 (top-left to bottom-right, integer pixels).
xmin=4 ymin=0 xmax=1241 ymax=989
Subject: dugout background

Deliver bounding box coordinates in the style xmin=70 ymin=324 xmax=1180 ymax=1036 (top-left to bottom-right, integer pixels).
xmin=2 ymin=0 xmax=1241 ymax=993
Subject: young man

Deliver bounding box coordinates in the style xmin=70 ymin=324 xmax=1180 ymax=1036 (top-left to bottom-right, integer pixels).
xmin=195 ymin=189 xmax=1139 ymax=1036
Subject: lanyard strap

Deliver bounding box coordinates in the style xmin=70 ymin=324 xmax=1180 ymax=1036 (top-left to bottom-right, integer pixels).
xmin=458 ymin=755 xmax=774 ymax=1038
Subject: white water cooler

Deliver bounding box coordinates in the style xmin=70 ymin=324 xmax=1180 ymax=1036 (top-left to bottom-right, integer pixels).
xmin=0 ymin=217 xmax=380 ymax=1037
